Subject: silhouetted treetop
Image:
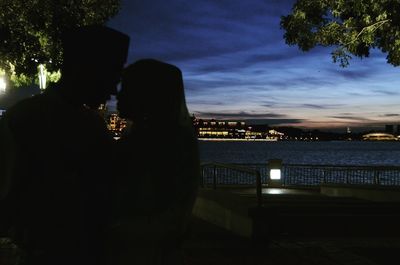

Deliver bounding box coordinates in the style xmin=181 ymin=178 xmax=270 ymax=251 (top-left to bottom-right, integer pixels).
xmin=281 ymin=0 xmax=400 ymax=67
xmin=0 ymin=0 xmax=121 ymax=77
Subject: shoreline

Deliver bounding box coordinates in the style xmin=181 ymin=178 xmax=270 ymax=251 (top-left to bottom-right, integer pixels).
xmin=197 ymin=138 xmax=399 ymax=142
xmin=198 ymin=138 xmax=278 ymax=142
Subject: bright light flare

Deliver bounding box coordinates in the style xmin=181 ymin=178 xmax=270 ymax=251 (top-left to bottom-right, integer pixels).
xmin=270 ymin=169 xmax=281 ymax=180
xmin=264 ymin=188 xmax=284 ymax=195
xmin=38 ymin=64 xmax=47 ymax=90
xmin=0 ymin=77 xmax=6 ymax=94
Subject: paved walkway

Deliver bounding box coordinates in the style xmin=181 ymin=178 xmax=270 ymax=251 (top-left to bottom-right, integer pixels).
xmin=183 ymin=217 xmax=400 ymax=265
xmin=1 ymin=217 xmax=398 ymax=265
xmin=234 ymin=187 xmax=320 ymax=196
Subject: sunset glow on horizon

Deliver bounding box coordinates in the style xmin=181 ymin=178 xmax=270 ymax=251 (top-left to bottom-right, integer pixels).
xmin=108 ymin=0 xmax=399 ymax=131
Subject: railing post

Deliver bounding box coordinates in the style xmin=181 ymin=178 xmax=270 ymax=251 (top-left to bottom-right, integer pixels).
xmin=200 ymin=166 xmax=204 ymax=188
xmin=374 ymin=170 xmax=380 ymax=185
xmin=213 ymin=165 xmax=217 ymax=190
xmin=256 ymin=172 xmax=262 ymax=207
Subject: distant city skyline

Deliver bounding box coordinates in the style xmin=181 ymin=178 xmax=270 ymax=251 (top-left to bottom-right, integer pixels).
xmin=108 ymin=0 xmax=400 ymax=132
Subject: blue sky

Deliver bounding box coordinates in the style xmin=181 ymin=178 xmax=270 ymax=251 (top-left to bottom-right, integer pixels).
xmin=108 ymin=0 xmax=400 ymax=131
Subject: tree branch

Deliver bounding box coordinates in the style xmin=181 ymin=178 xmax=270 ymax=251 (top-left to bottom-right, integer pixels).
xmin=345 ymin=19 xmax=391 ymax=45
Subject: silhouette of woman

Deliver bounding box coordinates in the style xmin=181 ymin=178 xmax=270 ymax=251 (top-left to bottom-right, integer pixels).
xmin=111 ymin=59 xmax=200 ymax=265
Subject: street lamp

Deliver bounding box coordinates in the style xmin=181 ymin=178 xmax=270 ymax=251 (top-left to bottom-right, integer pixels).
xmin=268 ymin=159 xmax=282 ymax=187
xmin=38 ymin=64 xmax=47 ymax=90
xmin=0 ymin=76 xmax=6 ymax=94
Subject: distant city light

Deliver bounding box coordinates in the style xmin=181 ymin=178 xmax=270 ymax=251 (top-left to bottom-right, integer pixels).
xmin=38 ymin=64 xmax=47 ymax=90
xmin=0 ymin=77 xmax=6 ymax=93
xmin=362 ymin=133 xmax=397 ymax=141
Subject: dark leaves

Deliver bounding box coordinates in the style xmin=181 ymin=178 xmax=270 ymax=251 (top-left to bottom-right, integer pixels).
xmin=0 ymin=0 xmax=121 ymax=79
xmin=281 ymin=0 xmax=400 ymax=67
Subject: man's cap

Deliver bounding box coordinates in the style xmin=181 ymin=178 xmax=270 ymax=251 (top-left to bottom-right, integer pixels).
xmin=61 ymin=25 xmax=130 ymax=66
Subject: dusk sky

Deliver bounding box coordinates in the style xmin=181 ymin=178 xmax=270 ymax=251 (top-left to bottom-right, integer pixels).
xmin=110 ymin=0 xmax=400 ymax=132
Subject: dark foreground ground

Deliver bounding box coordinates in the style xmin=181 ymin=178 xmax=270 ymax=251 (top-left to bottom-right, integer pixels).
xmin=183 ymin=217 xmax=400 ymax=265
xmin=1 ymin=216 xmax=399 ymax=265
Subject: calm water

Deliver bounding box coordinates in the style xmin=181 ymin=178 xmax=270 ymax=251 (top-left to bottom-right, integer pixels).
xmin=198 ymin=141 xmax=400 ymax=165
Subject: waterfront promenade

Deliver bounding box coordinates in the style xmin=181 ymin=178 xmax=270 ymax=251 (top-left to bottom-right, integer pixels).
xmin=1 ymin=187 xmax=400 ymax=265
xmin=190 ymin=161 xmax=400 ymax=264
xmin=193 ymin=187 xmax=400 ymax=238
xmin=2 ymin=162 xmax=400 ymax=264
xmin=2 ymin=216 xmax=399 ymax=265
xmin=183 ymin=216 xmax=400 ymax=265
xmin=3 ymin=164 xmax=398 ymax=264
xmin=187 ymin=183 xmax=400 ymax=265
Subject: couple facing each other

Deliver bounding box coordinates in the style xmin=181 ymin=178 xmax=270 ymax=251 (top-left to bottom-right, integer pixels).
xmin=0 ymin=25 xmax=199 ymax=265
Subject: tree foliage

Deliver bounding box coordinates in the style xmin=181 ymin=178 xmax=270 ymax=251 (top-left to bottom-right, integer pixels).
xmin=281 ymin=0 xmax=400 ymax=67
xmin=0 ymin=0 xmax=121 ymax=79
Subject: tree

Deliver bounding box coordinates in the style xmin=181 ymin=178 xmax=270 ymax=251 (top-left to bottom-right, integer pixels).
xmin=0 ymin=0 xmax=121 ymax=82
xmin=281 ymin=0 xmax=400 ymax=67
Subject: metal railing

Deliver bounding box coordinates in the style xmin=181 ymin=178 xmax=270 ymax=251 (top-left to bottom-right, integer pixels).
xmin=284 ymin=164 xmax=400 ymax=186
xmin=201 ymin=163 xmax=263 ymax=207
xmin=201 ymin=162 xmax=400 ymax=188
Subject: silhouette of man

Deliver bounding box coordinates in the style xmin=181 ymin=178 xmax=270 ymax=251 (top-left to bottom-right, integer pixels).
xmin=0 ymin=25 xmax=129 ymax=265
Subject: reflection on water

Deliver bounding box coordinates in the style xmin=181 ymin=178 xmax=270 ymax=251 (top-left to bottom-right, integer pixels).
xmin=199 ymin=141 xmax=400 ymax=165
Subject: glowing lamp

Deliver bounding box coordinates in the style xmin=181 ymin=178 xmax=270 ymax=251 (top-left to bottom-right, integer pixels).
xmin=270 ymin=169 xmax=281 ymax=180
xmin=268 ymin=159 xmax=282 ymax=187
xmin=38 ymin=64 xmax=47 ymax=90
xmin=0 ymin=77 xmax=6 ymax=94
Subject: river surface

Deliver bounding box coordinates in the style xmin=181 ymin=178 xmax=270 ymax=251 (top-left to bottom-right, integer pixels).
xmin=198 ymin=140 xmax=400 ymax=165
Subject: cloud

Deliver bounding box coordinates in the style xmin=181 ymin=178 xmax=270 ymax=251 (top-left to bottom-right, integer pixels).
xmin=265 ymin=76 xmax=336 ymax=91
xmin=260 ymin=99 xmax=280 ymax=108
xmin=329 ymin=115 xmax=374 ymax=122
xmin=194 ymin=63 xmax=238 ymax=74
xmin=259 ymin=101 xmax=344 ymax=110
xmin=109 ymin=0 xmax=295 ymax=64
xmin=186 ymin=99 xmax=228 ymax=106
xmin=372 ymin=89 xmax=399 ymax=96
xmin=244 ymin=52 xmax=300 ymax=64
xmin=194 ymin=111 xmax=287 ymax=119
xmin=244 ymin=119 xmax=305 ymax=125
xmin=300 ymin=103 xmax=343 ymax=109
xmin=107 ymin=0 xmax=400 ymax=131
xmin=329 ymin=68 xmax=371 ymax=80
xmin=184 ymin=46 xmax=322 ymax=77
xmin=184 ymin=78 xmax=246 ymax=92
xmin=382 ymin=113 xmax=400 ymax=117
xmin=193 ymin=110 xmax=305 ymax=125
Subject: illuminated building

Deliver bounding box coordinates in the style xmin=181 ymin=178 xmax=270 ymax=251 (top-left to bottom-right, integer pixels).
xmin=266 ymin=129 xmax=284 ymax=141
xmin=108 ymin=113 xmax=127 ymax=134
xmin=245 ymin=130 xmax=263 ymax=139
xmin=193 ymin=117 xmax=285 ymax=140
xmin=97 ymin=104 xmax=108 ymax=120
xmin=194 ymin=118 xmax=246 ymax=138
xmin=362 ymin=133 xmax=397 ymax=141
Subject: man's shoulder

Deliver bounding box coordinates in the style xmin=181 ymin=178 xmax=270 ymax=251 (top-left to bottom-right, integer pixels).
xmin=4 ymin=94 xmax=49 ymax=121
xmin=6 ymin=91 xmax=83 ymax=121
